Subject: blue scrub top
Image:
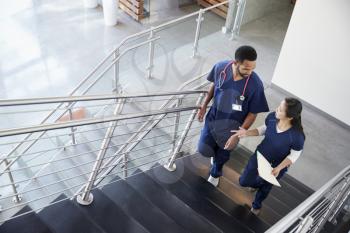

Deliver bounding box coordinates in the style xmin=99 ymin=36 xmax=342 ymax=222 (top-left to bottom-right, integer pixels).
xmin=257 ymin=112 xmax=305 ymax=167
xmin=205 ymin=60 xmax=269 ymax=148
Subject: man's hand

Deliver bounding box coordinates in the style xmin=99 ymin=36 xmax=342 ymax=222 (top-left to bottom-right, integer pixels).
xmin=197 ymin=106 xmax=207 ymax=122
xmin=224 ymin=135 xmax=239 ymax=150
xmin=271 ymin=167 xmax=281 ymax=177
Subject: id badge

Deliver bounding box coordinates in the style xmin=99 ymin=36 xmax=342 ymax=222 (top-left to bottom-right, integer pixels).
xmin=232 ymin=104 xmax=242 ymax=111
xmin=232 ymin=97 xmax=243 ymax=112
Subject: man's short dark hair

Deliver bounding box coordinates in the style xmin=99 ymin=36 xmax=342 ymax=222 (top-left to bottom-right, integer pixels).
xmin=235 ymin=45 xmax=257 ymax=62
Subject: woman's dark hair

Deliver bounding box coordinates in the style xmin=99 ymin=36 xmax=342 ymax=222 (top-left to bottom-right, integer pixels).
xmin=285 ymin=98 xmax=305 ymax=139
xmin=235 ymin=45 xmax=257 ymax=62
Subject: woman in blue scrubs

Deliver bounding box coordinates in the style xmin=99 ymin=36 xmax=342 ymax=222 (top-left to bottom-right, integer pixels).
xmin=197 ymin=45 xmax=269 ymax=187
xmin=232 ymin=98 xmax=305 ymax=215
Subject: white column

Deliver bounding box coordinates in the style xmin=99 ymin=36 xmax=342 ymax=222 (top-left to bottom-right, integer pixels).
xmin=222 ymin=0 xmax=237 ymax=34
xmin=102 ymin=0 xmax=119 ymax=26
xmin=84 ymin=0 xmax=98 ymax=8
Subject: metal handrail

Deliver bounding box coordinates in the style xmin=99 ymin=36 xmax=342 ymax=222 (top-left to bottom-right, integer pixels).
xmin=0 ymin=90 xmax=206 ymax=106
xmin=266 ymin=164 xmax=350 ymax=233
xmin=0 ymin=105 xmax=200 ymax=175
xmin=0 ymin=75 xmax=208 ymax=212
xmin=0 ymin=125 xmax=201 ymax=189
xmin=0 ymin=113 xmax=194 ymax=147
xmin=0 ymin=88 xmax=205 ymax=165
xmin=0 ymin=126 xmax=198 ymax=175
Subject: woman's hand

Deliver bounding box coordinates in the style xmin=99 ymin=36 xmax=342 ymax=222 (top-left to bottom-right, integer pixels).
xmin=224 ymin=135 xmax=239 ymax=150
xmin=231 ymin=127 xmax=248 ymax=138
xmin=271 ymin=167 xmax=281 ymax=177
xmin=197 ymin=105 xmax=207 ymax=122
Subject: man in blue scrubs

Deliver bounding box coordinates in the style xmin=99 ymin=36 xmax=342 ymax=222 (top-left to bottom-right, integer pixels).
xmin=197 ymin=45 xmax=269 ymax=186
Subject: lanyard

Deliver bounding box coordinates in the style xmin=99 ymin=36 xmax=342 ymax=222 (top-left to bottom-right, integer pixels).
xmin=218 ymin=61 xmax=251 ymax=101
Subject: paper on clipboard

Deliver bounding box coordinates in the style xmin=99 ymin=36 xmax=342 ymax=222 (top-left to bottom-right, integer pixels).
xmin=257 ymin=151 xmax=281 ymax=187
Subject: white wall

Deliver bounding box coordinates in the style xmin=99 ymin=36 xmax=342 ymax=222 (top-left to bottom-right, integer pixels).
xmin=272 ymin=0 xmax=350 ymax=126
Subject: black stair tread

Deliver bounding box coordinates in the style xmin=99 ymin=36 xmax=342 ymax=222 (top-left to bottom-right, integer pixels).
xmin=227 ymin=153 xmax=246 ymax=174
xmin=101 ymin=178 xmax=186 ymax=233
xmin=277 ymin=176 xmax=311 ymax=202
xmin=269 ymin=183 xmax=302 ymax=208
xmin=38 ymin=194 xmax=105 ymax=233
xmin=263 ymin=191 xmax=293 ymax=216
xmin=74 ymin=189 xmax=149 ymax=233
xmin=126 ymin=169 xmax=223 ymax=233
xmin=147 ymin=163 xmax=254 ymax=233
xmin=0 ymin=206 xmax=53 ymax=233
xmin=182 ymin=156 xmax=270 ymax=232
xmin=231 ymin=149 xmax=249 ymax=167
xmin=282 ymin=175 xmax=314 ymax=196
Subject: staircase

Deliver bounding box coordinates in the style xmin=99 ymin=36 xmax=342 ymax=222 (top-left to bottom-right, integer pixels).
xmin=0 ymin=145 xmax=315 ymax=233
xmin=0 ymin=2 xmax=349 ymax=232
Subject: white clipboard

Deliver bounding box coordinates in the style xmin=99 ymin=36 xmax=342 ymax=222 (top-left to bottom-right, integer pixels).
xmin=257 ymin=151 xmax=281 ymax=187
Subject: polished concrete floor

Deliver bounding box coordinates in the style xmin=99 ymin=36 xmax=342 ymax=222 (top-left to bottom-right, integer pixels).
xmin=0 ymin=0 xmax=349 ymax=195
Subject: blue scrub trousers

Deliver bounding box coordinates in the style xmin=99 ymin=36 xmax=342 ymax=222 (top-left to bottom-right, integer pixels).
xmin=197 ymin=125 xmax=231 ymax=178
xmin=239 ymin=153 xmax=286 ymax=209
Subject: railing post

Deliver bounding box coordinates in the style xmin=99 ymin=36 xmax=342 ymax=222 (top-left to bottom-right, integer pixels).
xmin=4 ymin=159 xmax=21 ymax=203
xmin=230 ymin=0 xmax=246 ymax=40
xmin=76 ymin=131 xmax=113 ymax=205
xmin=222 ymin=0 xmax=237 ymax=34
xmin=192 ymin=9 xmax=204 ymax=58
xmin=113 ymin=48 xmax=120 ymax=94
xmin=67 ymin=103 xmax=76 ymax=145
xmin=164 ymin=94 xmax=204 ymax=172
xmin=146 ymin=27 xmax=155 ymax=79
xmin=295 ymin=216 xmax=314 ymax=233
xmin=76 ymin=100 xmax=124 ymax=205
xmin=170 ymin=97 xmax=183 ymax=153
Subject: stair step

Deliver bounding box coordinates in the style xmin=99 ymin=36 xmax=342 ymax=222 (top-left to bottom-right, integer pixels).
xmin=182 ymin=156 xmax=270 ymax=232
xmin=282 ymin=175 xmax=314 ymax=196
xmin=147 ymin=163 xmax=254 ymax=233
xmin=73 ymin=189 xmax=149 ymax=233
xmin=101 ymin=178 xmax=186 ymax=233
xmin=126 ymin=169 xmax=222 ymax=233
xmin=269 ymin=183 xmax=302 ymax=208
xmin=38 ymin=194 xmax=105 ymax=233
xmin=0 ymin=206 xmax=53 ymax=233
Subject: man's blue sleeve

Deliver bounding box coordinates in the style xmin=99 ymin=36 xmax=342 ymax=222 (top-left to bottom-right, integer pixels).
xmin=207 ymin=64 xmax=217 ymax=83
xmin=249 ymin=85 xmax=269 ymax=114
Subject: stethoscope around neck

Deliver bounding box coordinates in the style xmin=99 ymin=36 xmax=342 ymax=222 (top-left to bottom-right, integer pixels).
xmin=217 ymin=60 xmax=251 ymax=101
